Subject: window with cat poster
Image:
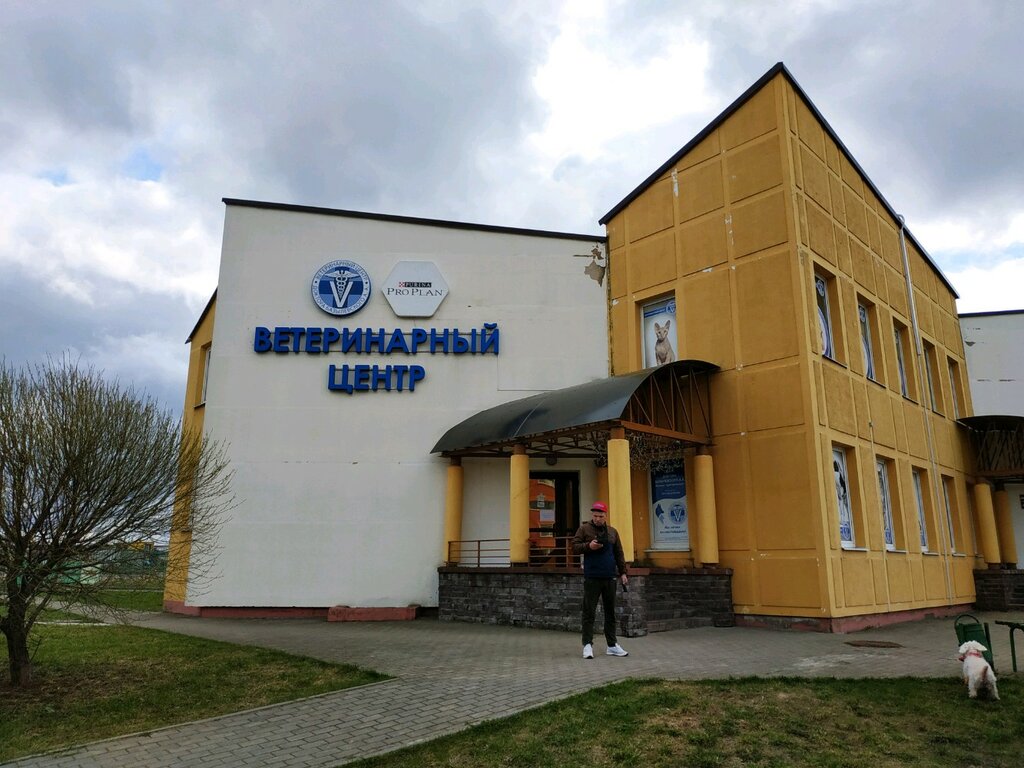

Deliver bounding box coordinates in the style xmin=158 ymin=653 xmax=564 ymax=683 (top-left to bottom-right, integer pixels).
xmin=642 ymin=298 xmax=677 ymax=368
xmin=650 ymin=464 xmax=688 ymax=549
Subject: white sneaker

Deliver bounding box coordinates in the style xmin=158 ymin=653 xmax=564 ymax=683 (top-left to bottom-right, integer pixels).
xmin=582 ymin=643 xmax=594 ymax=659
xmin=606 ymin=644 xmax=628 ymax=657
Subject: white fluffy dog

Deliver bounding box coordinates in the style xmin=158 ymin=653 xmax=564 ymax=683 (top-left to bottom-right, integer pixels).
xmin=957 ymin=640 xmax=999 ymax=700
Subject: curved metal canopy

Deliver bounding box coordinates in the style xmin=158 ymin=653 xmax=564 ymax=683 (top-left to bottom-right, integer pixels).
xmin=432 ymin=359 xmax=718 ymax=458
xmin=958 ymin=414 xmax=1024 ymax=482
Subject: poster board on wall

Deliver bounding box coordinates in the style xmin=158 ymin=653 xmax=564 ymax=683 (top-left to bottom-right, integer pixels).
xmin=642 ymin=298 xmax=677 ymax=368
xmin=650 ymin=464 xmax=688 ymax=550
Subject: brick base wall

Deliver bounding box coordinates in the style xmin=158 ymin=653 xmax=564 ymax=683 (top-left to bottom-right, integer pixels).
xmin=973 ymin=569 xmax=1024 ymax=610
xmin=438 ymin=567 xmax=733 ymax=637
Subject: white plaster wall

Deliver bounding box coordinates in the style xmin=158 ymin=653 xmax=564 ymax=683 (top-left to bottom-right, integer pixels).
xmin=191 ymin=204 xmax=607 ymax=607
xmin=960 ymin=311 xmax=1024 ymax=565
xmin=960 ymin=311 xmax=1024 ymax=417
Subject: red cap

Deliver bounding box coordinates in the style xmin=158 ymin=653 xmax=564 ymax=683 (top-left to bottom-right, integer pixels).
xmin=590 ymin=501 xmax=608 ymax=513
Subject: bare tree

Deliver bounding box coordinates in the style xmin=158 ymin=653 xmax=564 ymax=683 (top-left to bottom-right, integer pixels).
xmin=0 ymin=357 xmax=232 ymax=687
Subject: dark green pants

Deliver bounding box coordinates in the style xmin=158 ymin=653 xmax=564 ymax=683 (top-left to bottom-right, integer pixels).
xmin=582 ymin=577 xmax=618 ymax=646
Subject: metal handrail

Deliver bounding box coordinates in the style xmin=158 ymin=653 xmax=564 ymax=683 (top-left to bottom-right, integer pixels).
xmin=446 ymin=536 xmax=582 ymax=569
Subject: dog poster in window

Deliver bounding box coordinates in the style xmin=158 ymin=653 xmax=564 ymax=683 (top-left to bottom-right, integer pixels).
xmin=650 ymin=464 xmax=688 ymax=549
xmin=642 ymin=298 xmax=676 ymax=368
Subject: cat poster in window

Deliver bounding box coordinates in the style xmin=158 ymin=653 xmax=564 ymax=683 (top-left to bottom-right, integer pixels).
xmin=642 ymin=298 xmax=677 ymax=368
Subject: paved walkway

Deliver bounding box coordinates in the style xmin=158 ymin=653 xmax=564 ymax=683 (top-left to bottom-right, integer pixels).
xmin=6 ymin=610 xmax=1021 ymax=767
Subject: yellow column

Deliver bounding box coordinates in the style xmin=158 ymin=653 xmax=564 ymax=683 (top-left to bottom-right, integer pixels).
xmin=510 ymin=445 xmax=530 ymax=564
xmin=693 ymin=452 xmax=719 ymax=566
xmin=596 ymin=463 xmax=609 ymax=508
xmin=442 ymin=458 xmax=464 ymax=563
xmin=607 ymin=428 xmax=634 ymax=562
xmin=972 ymin=483 xmax=1001 ymax=566
xmin=994 ymin=487 xmax=1018 ymax=565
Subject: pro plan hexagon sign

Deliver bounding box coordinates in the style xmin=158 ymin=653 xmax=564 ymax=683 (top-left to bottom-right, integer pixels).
xmin=381 ymin=261 xmax=449 ymax=318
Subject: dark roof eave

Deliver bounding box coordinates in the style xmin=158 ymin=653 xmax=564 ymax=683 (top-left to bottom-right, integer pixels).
xmin=224 ymin=198 xmax=605 ymax=244
xmin=598 ymin=62 xmax=958 ymax=299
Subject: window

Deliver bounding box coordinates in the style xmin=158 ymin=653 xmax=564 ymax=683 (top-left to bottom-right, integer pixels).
xmin=893 ymin=321 xmax=913 ymax=399
xmin=833 ymin=446 xmax=856 ymax=549
xmin=858 ymin=301 xmax=876 ymax=380
xmin=641 ymin=297 xmax=677 ymax=368
xmin=876 ymin=458 xmax=900 ymax=551
xmin=948 ymin=358 xmax=965 ymax=419
xmin=942 ymin=476 xmax=961 ymax=554
xmin=815 ymin=274 xmax=837 ymax=360
xmin=923 ymin=341 xmax=943 ymax=413
xmin=198 ymin=344 xmax=212 ymax=406
xmin=912 ymin=469 xmax=933 ymax=552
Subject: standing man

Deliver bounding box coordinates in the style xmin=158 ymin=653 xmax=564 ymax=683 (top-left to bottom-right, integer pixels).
xmin=572 ymin=501 xmax=629 ymax=659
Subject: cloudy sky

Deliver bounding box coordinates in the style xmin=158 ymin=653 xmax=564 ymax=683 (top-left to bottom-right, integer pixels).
xmin=1 ymin=0 xmax=1021 ymax=411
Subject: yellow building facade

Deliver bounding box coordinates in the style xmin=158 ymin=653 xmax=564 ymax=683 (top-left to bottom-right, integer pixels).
xmin=601 ymin=63 xmax=990 ymax=629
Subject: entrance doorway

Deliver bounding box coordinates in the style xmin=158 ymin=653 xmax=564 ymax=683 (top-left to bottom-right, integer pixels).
xmin=528 ymin=471 xmax=580 ymax=567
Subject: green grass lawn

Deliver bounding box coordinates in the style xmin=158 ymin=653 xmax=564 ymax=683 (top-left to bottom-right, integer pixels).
xmin=348 ymin=676 xmax=1024 ymax=768
xmin=93 ymin=587 xmax=165 ymax=612
xmin=0 ymin=624 xmax=387 ymax=762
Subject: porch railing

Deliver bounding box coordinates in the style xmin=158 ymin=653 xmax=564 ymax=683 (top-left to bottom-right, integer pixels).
xmin=446 ymin=537 xmax=581 ymax=570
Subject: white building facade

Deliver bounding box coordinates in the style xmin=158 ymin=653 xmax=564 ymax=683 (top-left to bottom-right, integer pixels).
xmin=179 ymin=200 xmax=608 ymax=613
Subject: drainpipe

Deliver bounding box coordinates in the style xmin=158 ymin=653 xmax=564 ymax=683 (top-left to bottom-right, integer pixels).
xmin=899 ymin=216 xmax=955 ymax=603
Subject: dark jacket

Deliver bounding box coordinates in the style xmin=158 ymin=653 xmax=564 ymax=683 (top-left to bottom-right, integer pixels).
xmin=572 ymin=520 xmax=627 ymax=578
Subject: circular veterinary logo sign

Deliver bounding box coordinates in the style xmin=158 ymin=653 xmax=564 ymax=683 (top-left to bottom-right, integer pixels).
xmin=311 ymin=260 xmax=371 ymax=316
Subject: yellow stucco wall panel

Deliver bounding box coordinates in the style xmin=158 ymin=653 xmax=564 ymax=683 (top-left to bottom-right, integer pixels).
xmin=812 ymin=359 xmax=827 ymax=427
xmin=735 ymin=248 xmax=800 ymax=365
xmin=610 ymin=245 xmax=627 ymax=300
xmin=866 ymin=210 xmax=882 ymax=256
xmin=835 ymin=225 xmax=852 ymax=276
xmin=748 ymin=430 xmax=816 ymax=551
xmin=610 ymin=298 xmax=630 ymax=375
xmin=711 ymin=369 xmax=743 ymax=437
xmin=674 ymin=131 xmax=721 ymax=172
xmin=885 ymin=265 xmax=908 ymax=317
xmin=759 ymin=557 xmax=822 ymax=608
xmin=872 ymin=256 xmax=889 ymax=306
xmin=843 ymin=187 xmax=870 ymax=245
xmin=727 ymin=133 xmax=783 ymax=204
xmin=678 ymin=214 xmax=729 ymax=275
xmin=868 ymin=385 xmax=897 ymax=449
xmin=607 ymin=215 xmax=625 ymax=251
xmin=731 ymin=189 xmax=789 ymax=259
xmin=677 ymin=159 xmax=725 ymax=222
xmin=853 ymin=380 xmax=871 ymax=441
xmin=798 ymin=145 xmax=830 ymax=212
xmin=713 ymin=436 xmax=751 ymax=549
xmin=722 ymin=79 xmax=778 ymax=150
xmin=680 ymin=268 xmax=734 ymax=368
xmin=790 ymin=137 xmax=803 ymax=189
xmin=879 ymin=223 xmax=901 ymax=271
xmin=805 ymin=202 xmax=836 ymax=264
xmin=828 ymin=174 xmax=846 ymax=226
xmin=824 ymin=135 xmax=841 ymax=174
xmin=922 ymin=556 xmax=949 ymax=600
xmin=871 ymin=558 xmax=890 ymax=604
xmin=850 ymin=239 xmax=874 ymax=293
xmin=626 ymin=178 xmax=674 ymax=242
xmin=627 ymin=230 xmax=676 ymax=291
xmin=891 ymin=396 xmax=909 ymax=453
xmin=794 ymin=97 xmax=825 ymax=160
xmin=742 ymin=362 xmax=806 ymax=433
xmin=886 ymin=556 xmax=914 ymax=604
xmin=840 ymin=556 xmax=876 ymax=607
xmin=952 ymin=557 xmax=976 ymax=599
xmin=905 ymin=406 xmax=928 ymax=460
xmin=720 ymin=553 xmax=758 ymax=607
xmin=915 ymin=291 xmax=934 ymax=337
xmin=822 ymin=362 xmax=857 ymax=437
xmin=840 ymin=154 xmax=864 ymax=198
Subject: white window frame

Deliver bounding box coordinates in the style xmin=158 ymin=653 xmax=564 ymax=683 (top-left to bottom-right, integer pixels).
xmin=815 ymin=275 xmax=835 ymax=360
xmin=923 ymin=342 xmax=939 ymax=412
xmin=894 ymin=325 xmax=909 ymax=397
xmin=858 ymin=303 xmax=875 ymax=380
xmin=942 ymin=477 xmax=957 ymax=554
xmin=913 ymin=469 xmax=929 ymax=552
xmin=876 ymin=459 xmax=896 ymax=551
xmin=833 ymin=447 xmax=855 ymax=549
xmin=200 ymin=345 xmax=212 ymax=406
xmin=948 ymin=359 xmax=961 ymax=418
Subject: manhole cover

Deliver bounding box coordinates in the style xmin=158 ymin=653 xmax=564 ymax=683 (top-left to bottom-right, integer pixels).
xmin=845 ymin=640 xmax=903 ymax=648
